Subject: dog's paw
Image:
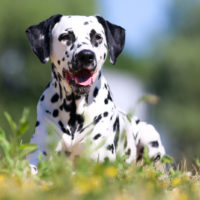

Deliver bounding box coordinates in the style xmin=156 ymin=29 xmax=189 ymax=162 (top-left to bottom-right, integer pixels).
xmin=136 ymin=122 xmax=165 ymax=160
xmin=30 ymin=164 xmax=38 ymax=175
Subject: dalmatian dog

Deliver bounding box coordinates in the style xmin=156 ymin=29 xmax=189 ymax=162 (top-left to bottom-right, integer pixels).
xmin=26 ymin=14 xmax=165 ymax=174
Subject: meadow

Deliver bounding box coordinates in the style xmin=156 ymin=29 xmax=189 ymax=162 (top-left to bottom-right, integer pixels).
xmin=0 ymin=109 xmax=200 ymax=200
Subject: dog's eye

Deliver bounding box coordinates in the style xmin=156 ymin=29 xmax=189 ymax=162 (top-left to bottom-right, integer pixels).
xmin=58 ymin=32 xmax=75 ymax=42
xmin=95 ymin=34 xmax=102 ymax=41
xmin=58 ymin=33 xmax=70 ymax=41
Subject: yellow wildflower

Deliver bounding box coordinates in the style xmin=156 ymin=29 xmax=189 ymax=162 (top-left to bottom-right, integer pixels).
xmin=74 ymin=175 xmax=102 ymax=194
xmin=172 ymin=189 xmax=188 ymax=200
xmin=172 ymin=178 xmax=181 ymax=186
xmin=0 ymin=175 xmax=5 ymax=182
xmin=104 ymin=166 xmax=118 ymax=178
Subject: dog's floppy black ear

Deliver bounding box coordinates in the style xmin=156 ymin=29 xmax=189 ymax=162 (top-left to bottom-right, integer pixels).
xmin=96 ymin=16 xmax=125 ymax=65
xmin=26 ymin=14 xmax=62 ymax=63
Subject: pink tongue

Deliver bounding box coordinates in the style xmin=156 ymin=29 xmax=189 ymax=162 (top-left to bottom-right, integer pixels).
xmin=75 ymin=72 xmax=97 ymax=86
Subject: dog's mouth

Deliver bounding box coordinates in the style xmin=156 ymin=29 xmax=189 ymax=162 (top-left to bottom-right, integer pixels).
xmin=65 ymin=69 xmax=97 ymax=87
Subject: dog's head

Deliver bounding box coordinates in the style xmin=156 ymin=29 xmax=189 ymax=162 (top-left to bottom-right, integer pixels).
xmin=26 ymin=14 xmax=125 ymax=95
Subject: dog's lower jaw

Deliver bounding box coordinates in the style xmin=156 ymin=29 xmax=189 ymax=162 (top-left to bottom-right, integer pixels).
xmin=70 ymin=82 xmax=91 ymax=96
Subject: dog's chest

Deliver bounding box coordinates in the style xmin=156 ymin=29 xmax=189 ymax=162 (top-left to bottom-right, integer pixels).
xmin=40 ymin=78 xmax=116 ymax=141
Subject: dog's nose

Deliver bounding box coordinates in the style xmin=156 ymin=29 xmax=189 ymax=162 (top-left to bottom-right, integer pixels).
xmin=76 ymin=50 xmax=95 ymax=65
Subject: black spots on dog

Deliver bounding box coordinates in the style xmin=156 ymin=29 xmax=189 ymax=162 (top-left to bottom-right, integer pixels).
xmin=46 ymin=110 xmax=51 ymax=114
xmin=40 ymin=95 xmax=45 ymax=101
xmin=65 ymin=51 xmax=69 ymax=58
xmin=64 ymin=95 xmax=85 ymax=139
xmin=67 ymin=41 xmax=71 ymax=46
xmin=90 ymin=29 xmax=96 ymax=40
xmin=58 ymin=120 xmax=70 ymax=135
xmin=60 ymin=99 xmax=71 ymax=112
xmin=57 ymin=73 xmax=62 ymax=82
xmin=124 ymin=138 xmax=127 ymax=149
xmin=103 ymin=112 xmax=108 ymax=117
xmin=134 ymin=131 xmax=139 ymax=141
xmin=59 ymin=83 xmax=63 ymax=100
xmin=65 ymin=151 xmax=71 ymax=157
xmin=107 ymin=91 xmax=113 ymax=101
xmin=93 ymin=87 xmax=99 ymax=98
xmin=69 ymin=113 xmax=84 ymax=140
xmin=104 ymin=91 xmax=113 ymax=104
xmin=51 ymin=63 xmax=57 ymax=73
xmin=137 ymin=146 xmax=144 ymax=161
xmin=69 ymin=113 xmax=84 ymax=128
xmin=66 ymin=94 xmax=73 ymax=101
xmin=59 ymin=104 xmax=63 ymax=111
xmin=85 ymin=94 xmax=89 ymax=104
xmin=84 ymin=21 xmax=89 ymax=25
xmin=113 ymin=116 xmax=120 ymax=132
xmin=35 ymin=121 xmax=40 ymax=127
xmin=104 ymin=99 xmax=108 ymax=104
xmin=51 ymin=93 xmax=59 ymax=103
xmin=58 ymin=120 xmax=64 ymax=128
xmin=53 ymin=109 xmax=59 ymax=117
xmin=54 ymin=82 xmax=57 ymax=88
xmin=107 ymin=144 xmax=114 ymax=154
xmin=136 ymin=119 xmax=140 ymax=124
xmin=94 ymin=114 xmax=102 ymax=125
xmin=150 ymin=141 xmax=159 ymax=148
xmin=126 ymin=148 xmax=131 ymax=156
xmin=114 ymin=131 xmax=120 ymax=149
xmin=93 ymin=133 xmax=101 ymax=140
xmin=52 ymin=65 xmax=58 ymax=81
xmin=82 ymin=42 xmax=88 ymax=45
xmin=113 ymin=116 xmax=120 ymax=148
xmin=103 ymin=53 xmax=106 ymax=60
xmin=62 ymin=57 xmax=65 ymax=61
xmin=70 ymin=44 xmax=74 ymax=51
xmin=77 ymin=123 xmax=83 ymax=132
xmin=110 ymin=115 xmax=113 ymax=121
xmin=57 ymin=60 xmax=61 ymax=65
xmin=77 ymin=44 xmax=82 ymax=49
xmin=98 ymin=71 xmax=101 ymax=80
xmin=79 ymin=127 xmax=85 ymax=134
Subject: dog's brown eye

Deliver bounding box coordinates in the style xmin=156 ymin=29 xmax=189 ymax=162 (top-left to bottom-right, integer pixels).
xmin=58 ymin=33 xmax=71 ymax=41
xmin=95 ymin=34 xmax=102 ymax=41
xmin=58 ymin=32 xmax=75 ymax=42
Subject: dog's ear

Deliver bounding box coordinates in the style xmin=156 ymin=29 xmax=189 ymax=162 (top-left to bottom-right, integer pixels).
xmin=26 ymin=14 xmax=62 ymax=63
xmin=96 ymin=16 xmax=125 ymax=65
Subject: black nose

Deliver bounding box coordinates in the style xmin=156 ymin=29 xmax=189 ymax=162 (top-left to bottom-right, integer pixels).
xmin=76 ymin=50 xmax=95 ymax=65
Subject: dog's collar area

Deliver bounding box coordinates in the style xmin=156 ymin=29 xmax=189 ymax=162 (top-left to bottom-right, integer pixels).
xmin=65 ymin=69 xmax=97 ymax=87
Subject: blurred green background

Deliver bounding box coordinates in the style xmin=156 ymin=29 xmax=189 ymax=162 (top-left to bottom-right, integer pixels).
xmin=0 ymin=0 xmax=200 ymax=165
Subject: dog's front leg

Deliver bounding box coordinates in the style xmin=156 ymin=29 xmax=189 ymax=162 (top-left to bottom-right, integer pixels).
xmin=27 ymin=118 xmax=50 ymax=174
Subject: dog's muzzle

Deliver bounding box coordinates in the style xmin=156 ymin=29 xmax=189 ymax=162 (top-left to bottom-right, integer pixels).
xmin=64 ymin=50 xmax=98 ymax=95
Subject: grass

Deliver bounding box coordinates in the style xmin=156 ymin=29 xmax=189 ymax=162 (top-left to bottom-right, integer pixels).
xmin=0 ymin=109 xmax=200 ymax=200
